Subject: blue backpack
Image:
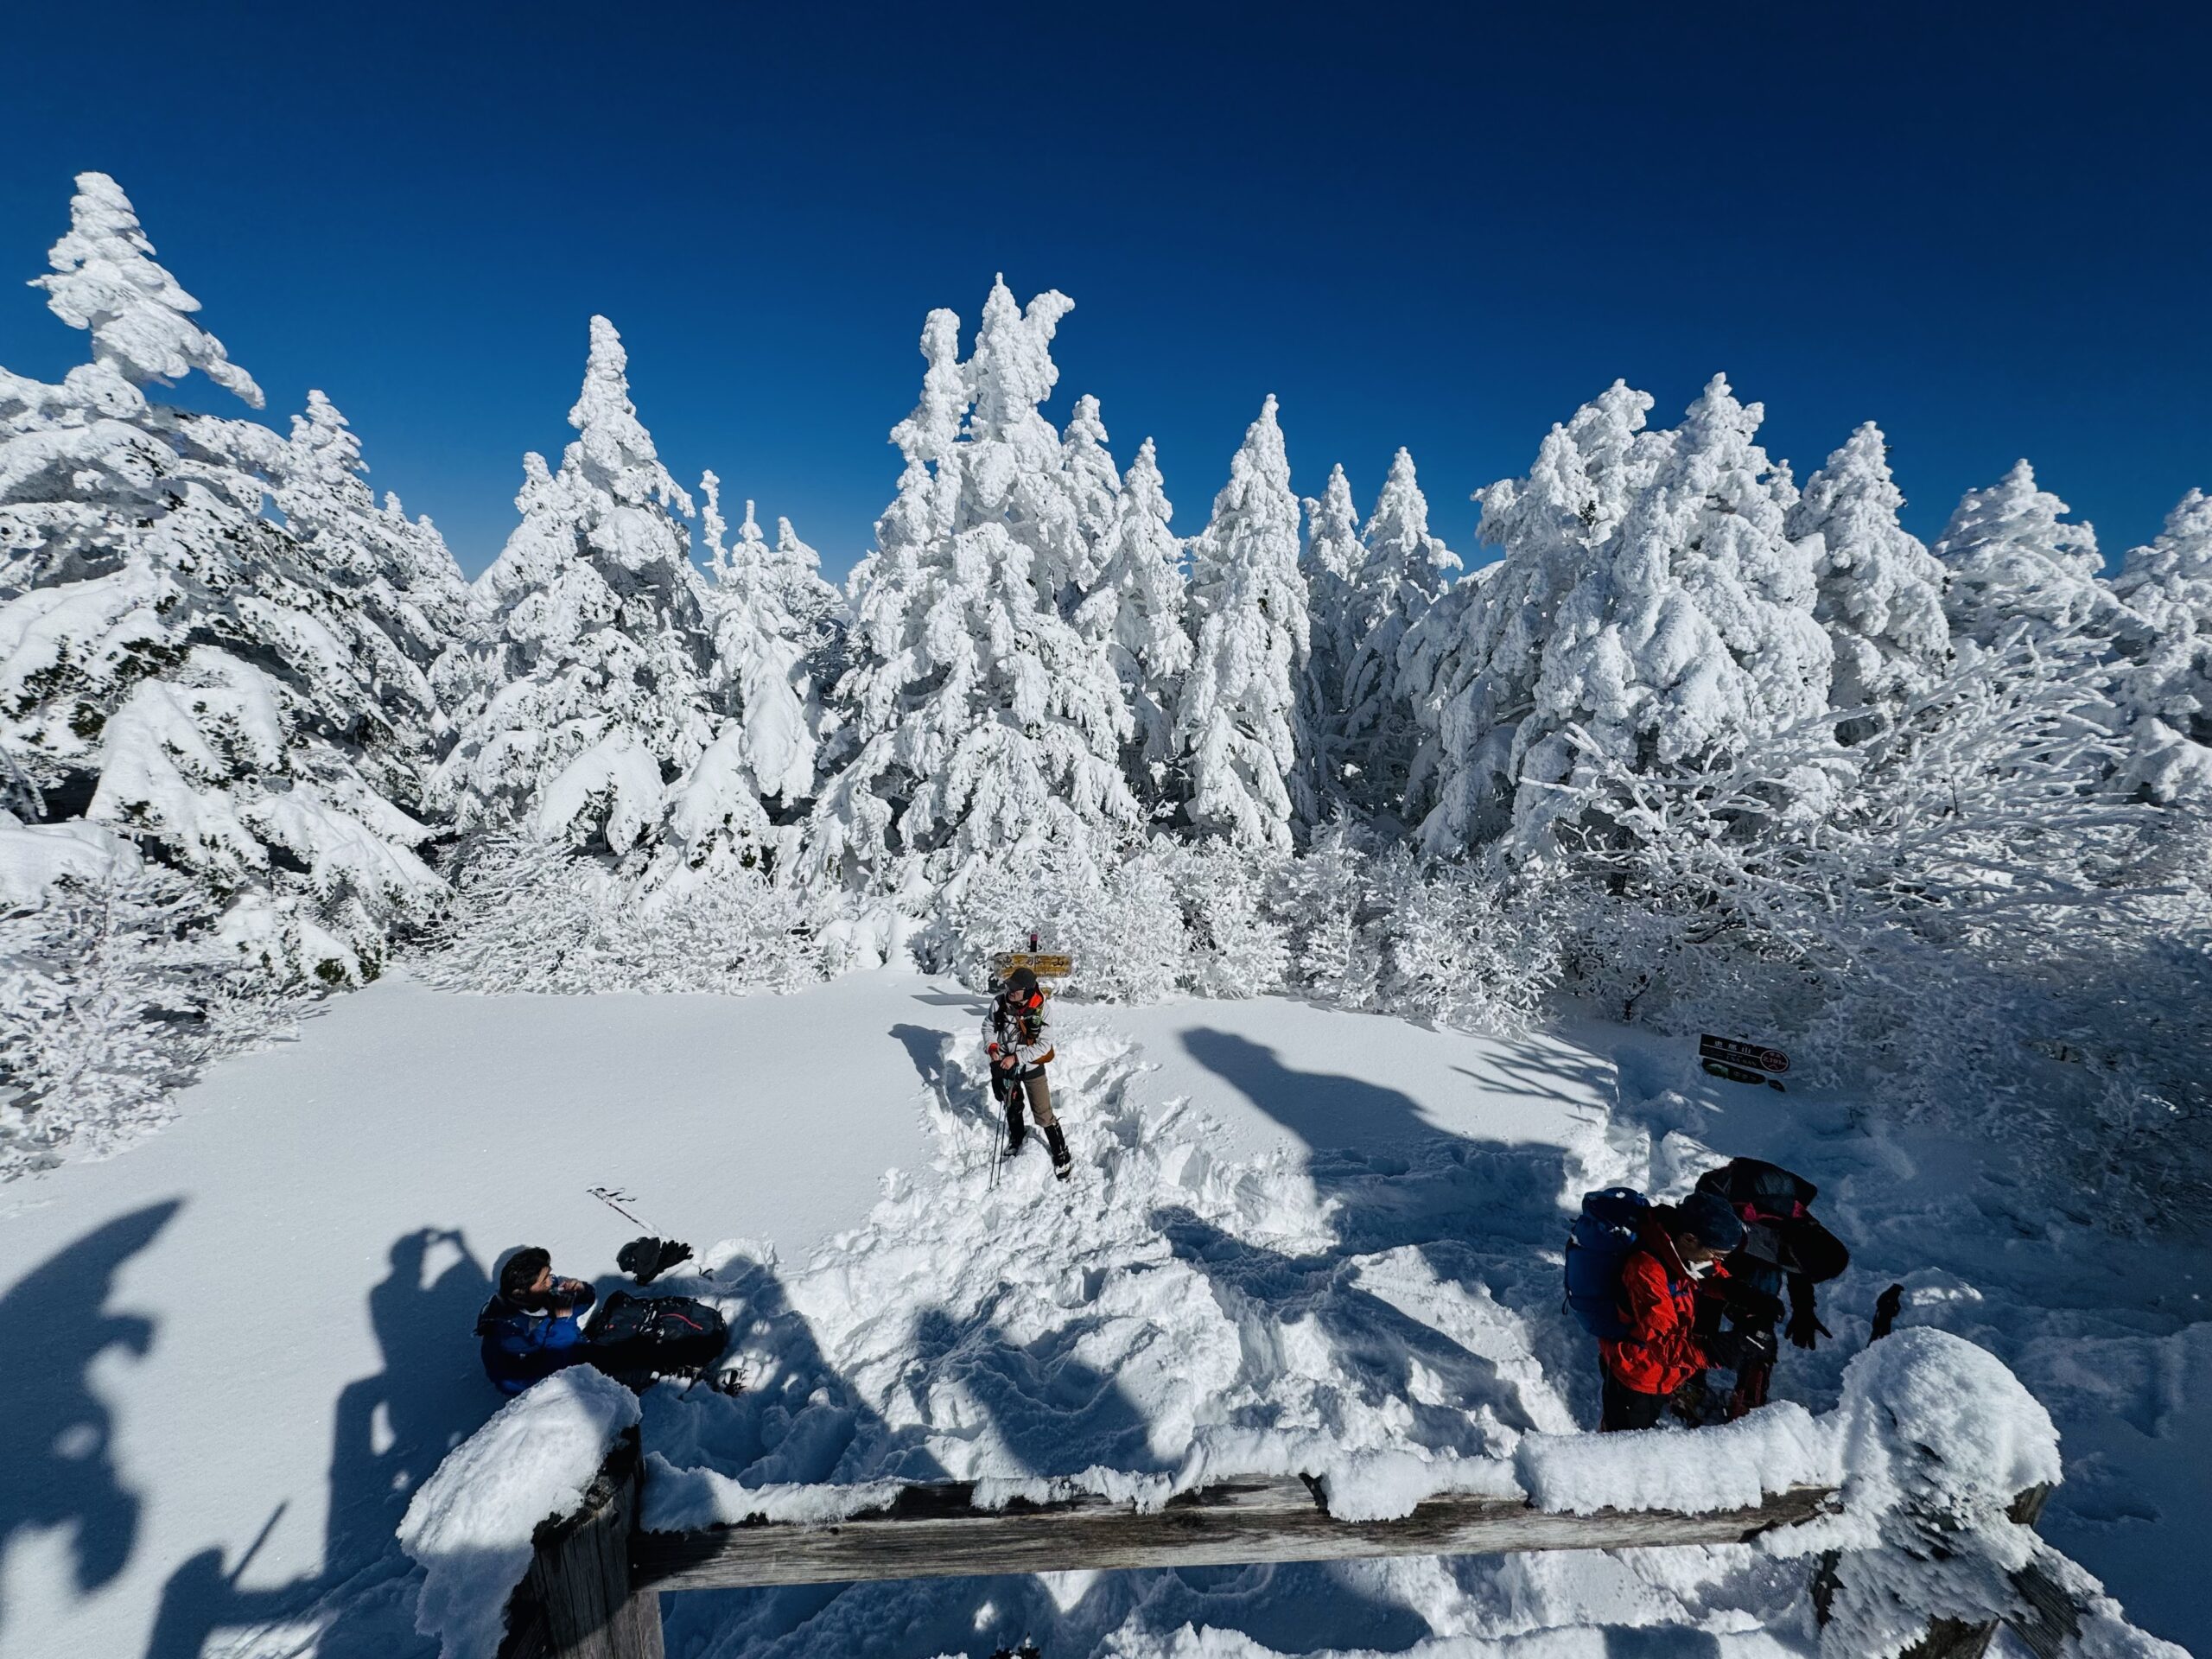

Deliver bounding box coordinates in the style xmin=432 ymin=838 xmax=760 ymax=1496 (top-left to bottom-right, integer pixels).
xmin=1564 ymin=1186 xmax=1649 ymax=1339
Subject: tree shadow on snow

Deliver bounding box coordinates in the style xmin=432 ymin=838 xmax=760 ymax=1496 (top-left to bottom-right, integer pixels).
xmin=141 ymin=1227 xmax=498 ymax=1659
xmin=0 ymin=1200 xmax=179 ymax=1640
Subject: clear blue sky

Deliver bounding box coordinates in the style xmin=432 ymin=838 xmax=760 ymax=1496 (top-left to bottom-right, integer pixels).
xmin=3 ymin=2 xmax=2206 ymax=578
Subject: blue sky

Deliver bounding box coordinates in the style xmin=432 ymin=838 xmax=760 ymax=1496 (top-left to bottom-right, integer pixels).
xmin=3 ymin=2 xmax=2206 ymax=579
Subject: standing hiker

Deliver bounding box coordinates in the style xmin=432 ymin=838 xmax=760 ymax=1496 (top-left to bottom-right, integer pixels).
xmin=986 ymin=966 xmax=1071 ymax=1179
xmin=1693 ymin=1157 xmax=1851 ymax=1418
xmin=1572 ymin=1190 xmax=1747 ymax=1431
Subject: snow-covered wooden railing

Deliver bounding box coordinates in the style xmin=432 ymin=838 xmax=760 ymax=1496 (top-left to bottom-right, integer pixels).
xmin=459 ymin=1332 xmax=2178 ymax=1659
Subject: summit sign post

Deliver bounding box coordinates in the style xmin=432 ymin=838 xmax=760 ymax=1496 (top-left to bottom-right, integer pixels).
xmin=1699 ymin=1034 xmax=1789 ymax=1091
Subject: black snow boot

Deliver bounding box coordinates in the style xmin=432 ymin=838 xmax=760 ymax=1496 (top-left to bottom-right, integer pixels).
xmin=1045 ymin=1122 xmax=1071 ymax=1179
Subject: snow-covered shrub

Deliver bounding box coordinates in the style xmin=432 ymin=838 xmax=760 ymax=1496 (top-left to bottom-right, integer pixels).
xmin=423 ymin=834 xmax=827 ymax=997
xmin=1372 ymin=849 xmax=1563 ymax=1037
xmin=0 ymin=833 xmax=278 ymax=1174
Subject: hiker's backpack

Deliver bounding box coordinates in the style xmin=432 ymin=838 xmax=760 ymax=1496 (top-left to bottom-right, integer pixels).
xmin=585 ymin=1291 xmax=728 ymax=1382
xmin=1564 ymin=1186 xmax=1649 ymax=1339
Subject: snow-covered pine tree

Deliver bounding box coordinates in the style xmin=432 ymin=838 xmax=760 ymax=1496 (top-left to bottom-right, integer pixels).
xmin=2113 ymin=487 xmax=2212 ymax=804
xmin=0 ymin=172 xmax=446 ymax=981
xmin=813 ymin=283 xmax=1138 ymax=901
xmin=1404 ymin=377 xmax=1831 ymax=856
xmin=1174 ymin=395 xmax=1312 ymax=849
xmin=1298 ymin=464 xmax=1363 ymax=814
xmin=437 ymin=316 xmax=727 ymax=865
xmin=1400 ymin=381 xmax=1662 ymax=850
xmin=276 ymin=389 xmax=473 ymax=793
xmin=1060 ymin=392 xmax=1123 ymax=604
xmin=1340 ymin=448 xmax=1460 ymax=816
xmin=677 ymin=477 xmax=824 ymax=862
xmin=1934 ymin=460 xmax=2113 ymax=653
xmin=1073 ymin=436 xmax=1191 ymax=810
xmin=1783 ymin=422 xmax=1950 ymax=740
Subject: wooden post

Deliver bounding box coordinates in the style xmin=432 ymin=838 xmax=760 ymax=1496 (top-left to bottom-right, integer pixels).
xmin=498 ymin=1427 xmax=664 ymax=1659
xmin=1894 ymin=1484 xmax=2069 ymax=1659
xmin=631 ymin=1476 xmax=1841 ymax=1592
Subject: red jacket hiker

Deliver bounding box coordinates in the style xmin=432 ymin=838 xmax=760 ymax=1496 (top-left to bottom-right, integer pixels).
xmin=1600 ymin=1216 xmax=1728 ymax=1395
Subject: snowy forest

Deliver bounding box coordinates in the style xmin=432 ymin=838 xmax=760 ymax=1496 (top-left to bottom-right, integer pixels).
xmin=4 ymin=171 xmax=2209 ymax=1222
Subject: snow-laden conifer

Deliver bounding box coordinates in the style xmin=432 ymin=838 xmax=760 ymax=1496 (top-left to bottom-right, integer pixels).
xmin=2113 ymin=488 xmax=2212 ymax=803
xmin=1073 ymin=436 xmax=1191 ymax=804
xmin=1340 ymin=448 xmax=1460 ymax=814
xmin=1174 ymin=395 xmax=1311 ymax=848
xmin=276 ymin=390 xmax=472 ymax=782
xmin=1935 ymin=461 xmax=2112 ymax=652
xmin=1784 ymin=423 xmax=1950 ymax=737
xmin=1299 ymin=464 xmax=1363 ymax=811
xmin=1061 ymin=393 xmax=1122 ymax=602
xmin=1404 ymin=377 xmax=1829 ymax=855
xmin=0 ymin=174 xmax=445 ymax=981
xmin=437 ymin=316 xmax=723 ymax=862
xmin=32 ymin=170 xmax=264 ymax=409
xmin=814 ymin=283 xmax=1137 ymax=899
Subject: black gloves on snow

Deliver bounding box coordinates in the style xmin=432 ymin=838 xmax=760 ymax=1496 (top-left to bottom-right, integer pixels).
xmin=1785 ymin=1298 xmax=1829 ymax=1351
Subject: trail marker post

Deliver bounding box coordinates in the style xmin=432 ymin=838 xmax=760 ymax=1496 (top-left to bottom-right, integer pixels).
xmin=1699 ymin=1033 xmax=1789 ymax=1091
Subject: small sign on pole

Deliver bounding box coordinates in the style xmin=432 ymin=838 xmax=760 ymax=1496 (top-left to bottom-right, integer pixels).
xmin=1699 ymin=1033 xmax=1789 ymax=1092
xmin=990 ymin=950 xmax=1074 ymax=982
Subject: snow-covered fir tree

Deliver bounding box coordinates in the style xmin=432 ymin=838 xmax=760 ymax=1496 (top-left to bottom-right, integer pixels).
xmin=1339 ymin=448 xmax=1460 ymax=815
xmin=0 ymin=172 xmax=447 ymax=981
xmin=686 ymin=475 xmax=828 ymax=830
xmin=1783 ymin=422 xmax=1950 ymax=739
xmin=1173 ymin=395 xmax=1311 ymax=849
xmin=2113 ymin=487 xmax=2212 ymax=804
xmin=436 ymin=316 xmax=732 ymax=866
xmin=1060 ymin=393 xmax=1123 ymax=603
xmin=276 ymin=389 xmax=473 ymax=791
xmin=813 ymin=283 xmax=1138 ymax=900
xmin=1934 ymin=460 xmax=2112 ymax=653
xmin=1073 ymin=435 xmax=1191 ymax=810
xmin=1298 ymin=464 xmax=1364 ymax=813
xmin=1404 ymin=376 xmax=1829 ymax=855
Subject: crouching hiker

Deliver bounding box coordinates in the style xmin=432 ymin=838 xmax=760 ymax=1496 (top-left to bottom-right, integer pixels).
xmin=1693 ymin=1157 xmax=1851 ymax=1419
xmin=987 ymin=966 xmax=1071 ymax=1179
xmin=1566 ymin=1189 xmax=1745 ymax=1431
xmin=477 ymin=1247 xmax=596 ymax=1396
xmin=478 ymin=1245 xmax=736 ymax=1396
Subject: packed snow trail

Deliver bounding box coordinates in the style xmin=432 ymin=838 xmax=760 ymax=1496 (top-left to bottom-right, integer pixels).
xmin=0 ymin=973 xmax=2203 ymax=1657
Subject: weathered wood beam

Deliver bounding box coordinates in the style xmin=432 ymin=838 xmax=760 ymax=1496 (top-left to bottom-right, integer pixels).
xmin=499 ymin=1428 xmax=664 ymax=1659
xmin=632 ymin=1476 xmax=1843 ymax=1592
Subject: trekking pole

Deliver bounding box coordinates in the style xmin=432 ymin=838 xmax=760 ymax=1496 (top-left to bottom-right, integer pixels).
xmin=586 ymin=1186 xmax=716 ymax=1280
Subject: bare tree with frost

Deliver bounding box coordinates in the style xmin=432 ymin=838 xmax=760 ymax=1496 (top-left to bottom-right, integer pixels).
xmin=1174 ymin=395 xmax=1311 ymax=849
xmin=0 ymin=173 xmax=446 ymax=982
xmin=813 ymin=282 xmax=1138 ymax=900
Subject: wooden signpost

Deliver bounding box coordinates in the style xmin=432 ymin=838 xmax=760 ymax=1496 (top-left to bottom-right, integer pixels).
xmin=1699 ymin=1033 xmax=1789 ymax=1092
xmin=988 ymin=951 xmax=1074 ymax=982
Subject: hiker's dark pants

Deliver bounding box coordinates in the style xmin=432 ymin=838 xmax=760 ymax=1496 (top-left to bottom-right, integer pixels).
xmin=1599 ymin=1370 xmax=1667 ymax=1433
xmin=997 ymin=1065 xmax=1057 ymax=1130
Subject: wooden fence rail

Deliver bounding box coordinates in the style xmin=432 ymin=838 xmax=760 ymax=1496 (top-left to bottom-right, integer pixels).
xmin=494 ymin=1434 xmax=2072 ymax=1659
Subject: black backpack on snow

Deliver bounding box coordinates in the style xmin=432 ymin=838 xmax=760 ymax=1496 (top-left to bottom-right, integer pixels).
xmin=584 ymin=1291 xmax=727 ymax=1382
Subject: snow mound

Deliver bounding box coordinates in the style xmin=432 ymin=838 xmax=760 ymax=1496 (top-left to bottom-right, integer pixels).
xmin=397 ymin=1368 xmax=640 ymax=1659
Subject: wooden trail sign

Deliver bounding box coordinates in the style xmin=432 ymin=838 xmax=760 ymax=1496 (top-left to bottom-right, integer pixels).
xmin=1700 ymin=1033 xmax=1789 ymax=1092
xmin=990 ymin=950 xmax=1073 ymax=982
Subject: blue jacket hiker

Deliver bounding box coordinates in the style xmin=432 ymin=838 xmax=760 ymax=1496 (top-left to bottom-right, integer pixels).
xmin=476 ymin=1246 xmax=597 ymax=1395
